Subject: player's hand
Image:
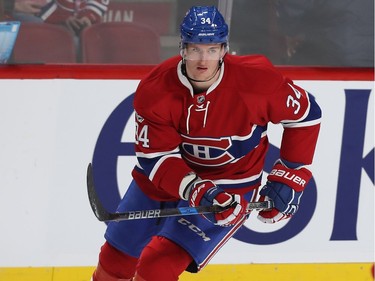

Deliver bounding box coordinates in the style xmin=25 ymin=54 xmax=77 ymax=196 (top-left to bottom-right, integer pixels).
xmin=257 ymin=182 xmax=303 ymax=223
xmin=257 ymin=160 xmax=312 ymax=223
xmin=189 ymin=180 xmax=247 ymax=227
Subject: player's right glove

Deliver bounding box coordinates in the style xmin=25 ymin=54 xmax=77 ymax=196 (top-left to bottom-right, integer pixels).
xmin=188 ymin=180 xmax=248 ymax=227
xmin=257 ymin=160 xmax=312 ymax=223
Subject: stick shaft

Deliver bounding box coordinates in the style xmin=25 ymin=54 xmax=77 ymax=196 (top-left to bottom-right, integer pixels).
xmin=86 ymin=163 xmax=273 ymax=222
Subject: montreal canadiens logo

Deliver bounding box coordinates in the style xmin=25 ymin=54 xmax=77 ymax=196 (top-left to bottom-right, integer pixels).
xmin=181 ymin=134 xmax=234 ymax=166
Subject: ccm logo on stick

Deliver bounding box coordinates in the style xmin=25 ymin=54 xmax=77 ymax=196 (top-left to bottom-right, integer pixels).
xmin=269 ymin=169 xmax=307 ymax=187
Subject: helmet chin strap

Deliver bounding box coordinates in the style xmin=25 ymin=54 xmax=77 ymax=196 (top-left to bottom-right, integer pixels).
xmin=181 ymin=59 xmax=223 ymax=83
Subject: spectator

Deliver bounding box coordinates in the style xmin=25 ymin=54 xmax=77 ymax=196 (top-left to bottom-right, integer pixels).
xmin=39 ymin=0 xmax=109 ymax=35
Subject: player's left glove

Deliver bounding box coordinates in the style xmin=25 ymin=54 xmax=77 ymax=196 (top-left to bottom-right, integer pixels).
xmin=257 ymin=160 xmax=312 ymax=223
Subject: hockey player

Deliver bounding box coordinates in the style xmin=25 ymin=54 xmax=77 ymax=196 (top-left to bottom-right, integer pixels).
xmin=91 ymin=5 xmax=322 ymax=281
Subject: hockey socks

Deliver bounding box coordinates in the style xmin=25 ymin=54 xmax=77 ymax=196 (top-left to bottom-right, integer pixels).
xmin=93 ymin=241 xmax=138 ymax=281
xmin=136 ymin=236 xmax=193 ymax=281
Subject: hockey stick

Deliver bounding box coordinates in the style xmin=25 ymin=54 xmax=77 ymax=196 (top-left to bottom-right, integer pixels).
xmin=87 ymin=163 xmax=273 ymax=222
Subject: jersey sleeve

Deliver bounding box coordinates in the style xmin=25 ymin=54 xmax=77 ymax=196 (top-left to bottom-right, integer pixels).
xmin=237 ymin=61 xmax=322 ymax=166
xmin=270 ymin=79 xmax=322 ymax=165
xmin=133 ymin=84 xmax=194 ymax=201
xmin=78 ymin=0 xmax=109 ymax=23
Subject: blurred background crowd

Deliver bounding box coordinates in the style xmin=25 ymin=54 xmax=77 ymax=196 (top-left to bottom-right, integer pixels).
xmin=0 ymin=0 xmax=374 ymax=66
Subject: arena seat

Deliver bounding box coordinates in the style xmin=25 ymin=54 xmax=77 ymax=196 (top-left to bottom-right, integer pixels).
xmin=12 ymin=23 xmax=77 ymax=64
xmin=80 ymin=22 xmax=161 ymax=64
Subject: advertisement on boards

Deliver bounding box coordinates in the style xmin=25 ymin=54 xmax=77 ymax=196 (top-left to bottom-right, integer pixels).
xmin=0 ymin=79 xmax=373 ymax=267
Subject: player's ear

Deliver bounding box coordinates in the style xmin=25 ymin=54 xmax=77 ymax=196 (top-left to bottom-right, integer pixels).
xmin=180 ymin=48 xmax=186 ymax=58
xmin=220 ymin=43 xmax=228 ymax=59
xmin=179 ymin=42 xmax=187 ymax=59
xmin=180 ymin=49 xmax=188 ymax=64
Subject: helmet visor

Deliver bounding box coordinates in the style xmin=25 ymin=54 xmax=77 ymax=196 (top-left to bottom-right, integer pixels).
xmin=183 ymin=44 xmax=224 ymax=61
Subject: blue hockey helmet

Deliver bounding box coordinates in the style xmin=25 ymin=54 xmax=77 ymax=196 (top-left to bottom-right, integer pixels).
xmin=180 ymin=6 xmax=229 ymax=46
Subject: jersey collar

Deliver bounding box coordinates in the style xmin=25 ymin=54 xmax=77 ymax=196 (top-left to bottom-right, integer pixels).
xmin=177 ymin=60 xmax=225 ymax=97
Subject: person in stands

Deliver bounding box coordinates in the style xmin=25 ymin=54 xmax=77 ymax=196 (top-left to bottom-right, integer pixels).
xmin=39 ymin=0 xmax=109 ymax=35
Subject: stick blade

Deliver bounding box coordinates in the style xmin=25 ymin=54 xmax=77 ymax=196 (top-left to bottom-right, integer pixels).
xmin=86 ymin=163 xmax=113 ymax=221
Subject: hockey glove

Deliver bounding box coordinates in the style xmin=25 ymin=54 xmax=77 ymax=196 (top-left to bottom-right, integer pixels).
xmin=258 ymin=160 xmax=312 ymax=224
xmin=189 ymin=180 xmax=248 ymax=227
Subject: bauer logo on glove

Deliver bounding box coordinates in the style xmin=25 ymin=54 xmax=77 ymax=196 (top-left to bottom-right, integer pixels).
xmin=269 ymin=167 xmax=307 ymax=190
xmin=257 ymin=159 xmax=312 ymax=224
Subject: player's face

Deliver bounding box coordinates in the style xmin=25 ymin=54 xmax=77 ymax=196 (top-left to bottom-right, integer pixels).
xmin=183 ymin=43 xmax=225 ymax=81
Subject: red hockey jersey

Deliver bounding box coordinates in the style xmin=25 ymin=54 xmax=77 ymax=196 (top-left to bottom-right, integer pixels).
xmin=132 ymin=54 xmax=321 ymax=201
xmin=40 ymin=0 xmax=108 ymax=24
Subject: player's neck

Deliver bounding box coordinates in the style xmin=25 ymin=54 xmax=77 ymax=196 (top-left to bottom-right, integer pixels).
xmin=191 ymin=81 xmax=213 ymax=94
